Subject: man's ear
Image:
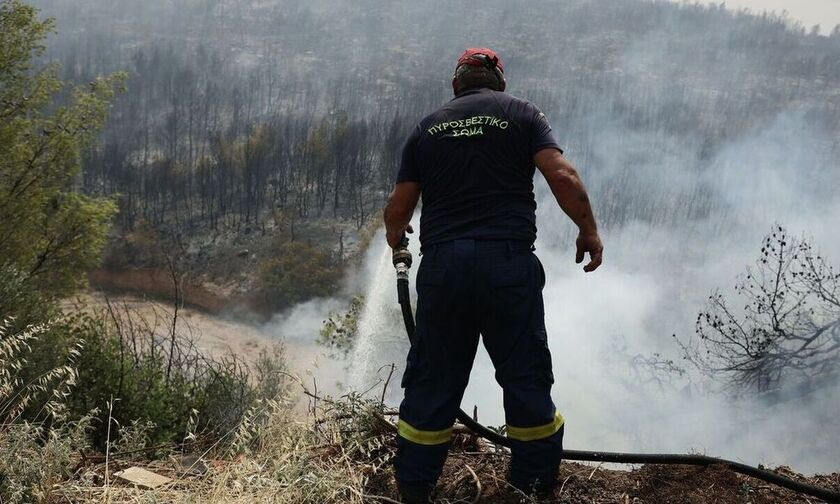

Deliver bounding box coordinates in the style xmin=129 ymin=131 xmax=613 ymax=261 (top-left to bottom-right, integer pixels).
xmin=452 ymin=75 xmax=460 ymax=95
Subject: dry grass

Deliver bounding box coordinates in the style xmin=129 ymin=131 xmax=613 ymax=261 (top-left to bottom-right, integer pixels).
xmin=1 ymin=318 xmax=88 ymax=503
xmin=54 ymin=393 xmax=397 ymax=504
xmin=43 ymin=388 xmax=840 ymax=504
xmin=2 ymin=337 xmax=837 ymax=503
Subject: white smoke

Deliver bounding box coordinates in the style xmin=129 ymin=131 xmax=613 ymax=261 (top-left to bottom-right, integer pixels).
xmin=348 ymin=107 xmax=840 ymax=474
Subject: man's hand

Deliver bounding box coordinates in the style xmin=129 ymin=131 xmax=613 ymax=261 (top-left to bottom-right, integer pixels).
xmin=387 ymin=224 xmax=414 ymax=249
xmin=576 ymin=231 xmax=603 ymax=272
xmin=534 ymin=149 xmax=603 ymax=273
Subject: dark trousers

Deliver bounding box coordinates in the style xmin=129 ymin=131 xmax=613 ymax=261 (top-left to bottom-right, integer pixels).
xmin=394 ymin=239 xmax=564 ymax=489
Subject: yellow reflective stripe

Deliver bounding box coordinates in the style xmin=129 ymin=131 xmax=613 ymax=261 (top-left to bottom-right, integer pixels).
xmin=506 ymin=413 xmax=565 ymax=442
xmin=398 ymin=419 xmax=453 ymax=446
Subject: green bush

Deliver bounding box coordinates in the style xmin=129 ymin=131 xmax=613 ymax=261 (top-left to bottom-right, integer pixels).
xmin=0 ymin=265 xmax=54 ymax=330
xmin=319 ymin=295 xmax=364 ymax=356
xmin=101 ymin=218 xmax=164 ymax=269
xmin=0 ymin=309 xmax=292 ymax=502
xmin=9 ymin=305 xmax=289 ymax=451
xmin=259 ymin=240 xmax=340 ymax=311
xmin=94 ymin=309 xmax=286 ymax=449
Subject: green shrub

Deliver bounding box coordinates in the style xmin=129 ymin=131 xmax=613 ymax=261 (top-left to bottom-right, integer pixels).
xmin=78 ymin=307 xmax=288 ymax=449
xmin=7 ymin=304 xmax=289 ymax=451
xmin=0 ymin=266 xmax=55 ymax=331
xmin=258 ymin=240 xmax=340 ymax=311
xmin=319 ymin=295 xmax=364 ymax=356
xmin=0 ymin=305 xmax=292 ymax=501
xmin=102 ymin=218 xmax=164 ymax=269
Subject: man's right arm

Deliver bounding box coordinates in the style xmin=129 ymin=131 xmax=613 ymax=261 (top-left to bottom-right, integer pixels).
xmin=534 ymin=148 xmax=603 ymax=272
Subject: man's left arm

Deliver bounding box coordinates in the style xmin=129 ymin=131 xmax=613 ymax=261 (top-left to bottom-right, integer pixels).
xmin=384 ymin=182 xmax=421 ymax=249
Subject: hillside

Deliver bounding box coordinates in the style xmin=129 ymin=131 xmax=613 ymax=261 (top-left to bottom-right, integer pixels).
xmin=24 ymin=0 xmax=840 ymax=316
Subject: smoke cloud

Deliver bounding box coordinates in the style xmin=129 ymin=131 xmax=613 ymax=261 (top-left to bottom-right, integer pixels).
xmin=351 ymin=43 xmax=840 ymax=477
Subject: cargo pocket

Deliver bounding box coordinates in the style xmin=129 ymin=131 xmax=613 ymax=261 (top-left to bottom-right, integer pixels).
xmin=535 ymin=328 xmax=555 ymax=385
xmin=534 ymin=254 xmax=546 ymax=290
xmin=405 ymin=265 xmax=447 ymax=389
xmin=401 ymin=340 xmax=421 ymax=389
xmin=488 ymin=259 xmax=529 ymax=311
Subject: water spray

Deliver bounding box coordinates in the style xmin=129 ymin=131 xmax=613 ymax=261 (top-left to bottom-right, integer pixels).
xmin=391 ymin=236 xmax=840 ymax=503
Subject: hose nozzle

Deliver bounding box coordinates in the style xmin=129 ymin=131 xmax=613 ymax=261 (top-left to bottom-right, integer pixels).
xmin=392 ymin=234 xmax=413 ymax=274
xmin=393 ymin=235 xmax=412 ymax=306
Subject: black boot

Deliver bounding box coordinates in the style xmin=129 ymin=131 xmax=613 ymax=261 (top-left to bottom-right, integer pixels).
xmin=511 ymin=472 xmax=557 ymax=499
xmin=396 ymin=480 xmax=433 ymax=503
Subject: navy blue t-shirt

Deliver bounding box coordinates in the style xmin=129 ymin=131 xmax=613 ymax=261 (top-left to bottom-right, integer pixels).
xmin=396 ymin=88 xmax=562 ymax=249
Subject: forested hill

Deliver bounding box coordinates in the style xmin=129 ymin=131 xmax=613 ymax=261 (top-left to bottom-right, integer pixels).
xmin=32 ymin=0 xmax=840 ymax=230
xmin=26 ymin=0 xmax=840 ymax=310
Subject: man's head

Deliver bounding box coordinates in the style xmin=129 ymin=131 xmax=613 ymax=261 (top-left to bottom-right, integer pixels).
xmin=452 ymin=47 xmax=506 ymax=95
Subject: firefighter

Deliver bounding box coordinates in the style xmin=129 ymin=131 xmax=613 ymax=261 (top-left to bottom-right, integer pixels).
xmin=384 ymin=48 xmax=603 ymax=503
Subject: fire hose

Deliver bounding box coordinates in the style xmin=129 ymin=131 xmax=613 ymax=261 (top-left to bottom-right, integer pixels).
xmin=392 ymin=237 xmax=840 ymax=503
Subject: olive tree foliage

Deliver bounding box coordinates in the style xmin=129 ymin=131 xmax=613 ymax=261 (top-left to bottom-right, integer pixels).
xmin=680 ymin=226 xmax=840 ymax=394
xmin=0 ymin=0 xmax=123 ymax=313
xmin=319 ymin=295 xmax=364 ymax=356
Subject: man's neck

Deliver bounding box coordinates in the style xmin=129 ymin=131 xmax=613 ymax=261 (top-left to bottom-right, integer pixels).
xmin=454 ymin=86 xmax=495 ymax=98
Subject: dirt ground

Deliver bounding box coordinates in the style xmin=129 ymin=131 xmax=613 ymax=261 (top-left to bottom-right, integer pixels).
xmin=403 ymin=445 xmax=840 ymax=503
xmin=337 ymin=431 xmax=840 ymax=504
xmin=83 ymin=446 xmax=840 ymax=504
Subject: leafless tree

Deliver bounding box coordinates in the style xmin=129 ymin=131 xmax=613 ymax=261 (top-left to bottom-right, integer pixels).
xmin=680 ymin=226 xmax=840 ymax=394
